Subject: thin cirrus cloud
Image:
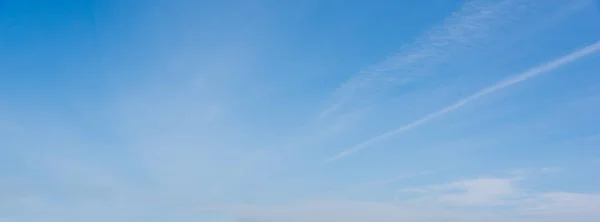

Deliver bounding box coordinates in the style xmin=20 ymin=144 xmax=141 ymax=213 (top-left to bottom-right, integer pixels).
xmin=317 ymin=0 xmax=561 ymax=120
xmin=325 ymin=40 xmax=600 ymax=163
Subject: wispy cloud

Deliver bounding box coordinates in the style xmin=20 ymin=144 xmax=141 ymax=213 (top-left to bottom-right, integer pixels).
xmin=399 ymin=177 xmax=520 ymax=206
xmin=325 ymin=40 xmax=600 ymax=162
xmin=318 ymin=0 xmax=553 ymax=119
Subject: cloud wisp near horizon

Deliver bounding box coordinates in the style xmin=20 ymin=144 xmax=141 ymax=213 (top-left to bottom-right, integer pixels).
xmin=2 ymin=0 xmax=600 ymax=222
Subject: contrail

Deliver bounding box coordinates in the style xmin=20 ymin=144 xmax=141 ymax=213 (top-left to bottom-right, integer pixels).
xmin=324 ymin=40 xmax=600 ymax=163
xmin=317 ymin=0 xmax=543 ymax=119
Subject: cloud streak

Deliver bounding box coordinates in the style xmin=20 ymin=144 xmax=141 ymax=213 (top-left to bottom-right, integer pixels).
xmin=318 ymin=0 xmax=546 ymax=119
xmin=325 ymin=40 xmax=600 ymax=162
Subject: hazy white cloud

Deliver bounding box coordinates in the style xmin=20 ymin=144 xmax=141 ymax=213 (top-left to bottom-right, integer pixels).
xmin=230 ymin=199 xmax=494 ymax=222
xmin=229 ymin=173 xmax=600 ymax=222
xmin=397 ymin=177 xmax=523 ymax=207
xmin=438 ymin=178 xmax=517 ymax=206
xmin=228 ymin=195 xmax=600 ymax=222
xmin=527 ymin=192 xmax=600 ymax=215
xmin=509 ymin=166 xmax=563 ymax=178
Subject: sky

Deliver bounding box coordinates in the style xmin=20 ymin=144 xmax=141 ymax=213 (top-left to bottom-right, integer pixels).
xmin=1 ymin=0 xmax=600 ymax=221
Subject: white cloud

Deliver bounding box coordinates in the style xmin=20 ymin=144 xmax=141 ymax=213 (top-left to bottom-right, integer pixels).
xmin=529 ymin=192 xmax=600 ymax=214
xmin=397 ymin=177 xmax=520 ymax=207
xmin=228 ymin=174 xmax=600 ymax=222
xmin=229 ymin=198 xmax=543 ymax=222
xmin=438 ymin=178 xmax=517 ymax=206
xmin=510 ymin=166 xmax=562 ymax=178
xmin=539 ymin=167 xmax=562 ymax=173
xmin=230 ymin=199 xmax=495 ymax=222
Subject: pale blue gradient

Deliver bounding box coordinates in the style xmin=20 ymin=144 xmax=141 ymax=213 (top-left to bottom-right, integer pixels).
xmin=2 ymin=0 xmax=600 ymax=221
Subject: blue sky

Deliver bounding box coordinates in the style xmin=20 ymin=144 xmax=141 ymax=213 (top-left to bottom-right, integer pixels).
xmin=2 ymin=0 xmax=600 ymax=221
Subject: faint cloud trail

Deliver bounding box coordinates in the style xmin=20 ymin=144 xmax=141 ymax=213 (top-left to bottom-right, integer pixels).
xmin=318 ymin=0 xmax=537 ymax=119
xmin=325 ymin=40 xmax=600 ymax=163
